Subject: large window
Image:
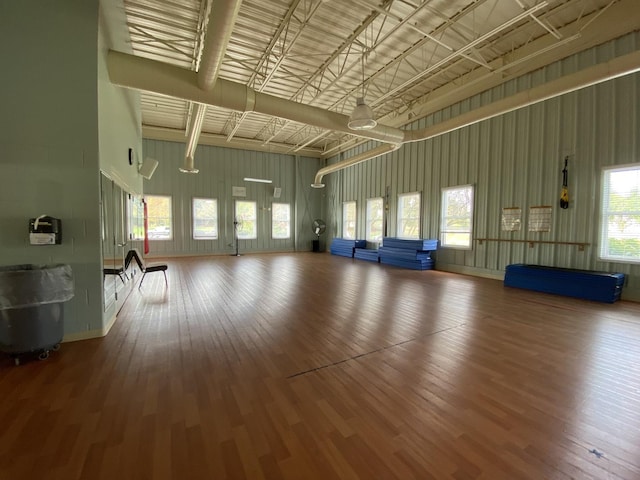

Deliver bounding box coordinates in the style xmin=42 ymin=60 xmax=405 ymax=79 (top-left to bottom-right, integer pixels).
xmin=128 ymin=194 xmax=145 ymax=241
xmin=440 ymin=185 xmax=474 ymax=249
xmin=272 ymin=203 xmax=290 ymax=239
xmin=146 ymin=195 xmax=172 ymax=240
xmin=397 ymin=192 xmax=421 ymax=239
xmin=366 ymin=197 xmax=383 ymax=243
xmin=235 ymin=200 xmax=257 ymax=239
xmin=600 ymin=164 xmax=640 ymax=263
xmin=193 ymin=198 xmax=218 ymax=240
xmin=342 ymin=201 xmax=356 ymax=239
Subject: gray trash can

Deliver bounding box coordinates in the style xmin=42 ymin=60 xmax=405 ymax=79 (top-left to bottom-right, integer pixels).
xmin=0 ymin=264 xmax=74 ymax=365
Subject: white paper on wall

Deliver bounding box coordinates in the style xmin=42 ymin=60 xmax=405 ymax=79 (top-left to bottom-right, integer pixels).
xmin=501 ymin=207 xmax=522 ymax=232
xmin=528 ymin=206 xmax=552 ymax=232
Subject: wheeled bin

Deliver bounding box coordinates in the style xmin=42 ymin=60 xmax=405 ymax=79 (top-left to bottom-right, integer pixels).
xmin=0 ymin=264 xmax=74 ymax=365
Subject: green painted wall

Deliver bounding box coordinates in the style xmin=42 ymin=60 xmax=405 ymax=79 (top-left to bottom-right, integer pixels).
xmin=0 ymin=0 xmax=143 ymax=340
xmin=326 ymin=32 xmax=640 ymax=301
xmin=142 ymin=139 xmax=323 ymax=256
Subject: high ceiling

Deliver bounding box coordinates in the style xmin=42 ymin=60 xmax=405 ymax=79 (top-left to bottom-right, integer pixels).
xmin=112 ymin=0 xmax=637 ymax=157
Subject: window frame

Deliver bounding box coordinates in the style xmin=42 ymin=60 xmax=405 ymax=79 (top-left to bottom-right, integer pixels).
xmin=366 ymin=197 xmax=384 ymax=243
xmin=145 ymin=194 xmax=173 ymax=241
xmin=127 ymin=194 xmax=145 ymax=241
xmin=192 ymin=197 xmax=219 ymax=240
xmin=272 ymin=202 xmax=291 ymax=239
xmin=397 ymin=192 xmax=421 ymax=239
xmin=440 ymin=184 xmax=474 ymax=250
xmin=235 ymin=200 xmax=257 ymax=240
xmin=599 ymin=164 xmax=640 ymax=264
xmin=342 ymin=201 xmax=357 ymax=239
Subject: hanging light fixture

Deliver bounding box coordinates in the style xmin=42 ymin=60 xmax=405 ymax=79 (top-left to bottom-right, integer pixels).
xmin=348 ymin=50 xmax=377 ymax=130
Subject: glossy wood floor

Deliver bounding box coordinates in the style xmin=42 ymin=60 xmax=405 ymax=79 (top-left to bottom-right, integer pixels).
xmin=1 ymin=253 xmax=640 ymax=479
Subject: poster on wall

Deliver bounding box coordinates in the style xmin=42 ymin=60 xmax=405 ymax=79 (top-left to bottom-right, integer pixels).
xmin=501 ymin=207 xmax=522 ymax=232
xmin=232 ymin=186 xmax=246 ymax=197
xmin=528 ymin=206 xmax=552 ymax=232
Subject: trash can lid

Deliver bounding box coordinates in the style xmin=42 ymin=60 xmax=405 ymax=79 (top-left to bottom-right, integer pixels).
xmin=0 ymin=264 xmax=74 ymax=310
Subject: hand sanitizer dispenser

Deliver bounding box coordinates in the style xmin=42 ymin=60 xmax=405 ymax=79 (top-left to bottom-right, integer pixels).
xmin=29 ymin=215 xmax=62 ymax=245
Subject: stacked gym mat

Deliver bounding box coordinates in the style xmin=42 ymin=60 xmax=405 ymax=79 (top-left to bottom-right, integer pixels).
xmin=504 ymin=264 xmax=625 ymax=303
xmin=330 ymin=238 xmax=367 ymax=258
xmin=377 ymin=237 xmax=438 ymax=270
xmin=354 ymin=248 xmax=380 ymax=262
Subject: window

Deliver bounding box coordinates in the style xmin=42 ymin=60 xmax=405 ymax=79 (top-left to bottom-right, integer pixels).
xmin=600 ymin=165 xmax=640 ymax=263
xmin=366 ymin=197 xmax=384 ymax=243
xmin=128 ymin=194 xmax=145 ymax=241
xmin=193 ymin=198 xmax=218 ymax=240
xmin=342 ymin=201 xmax=356 ymax=239
xmin=235 ymin=200 xmax=257 ymax=239
xmin=397 ymin=192 xmax=421 ymax=239
xmin=440 ymin=185 xmax=474 ymax=249
xmin=272 ymin=203 xmax=290 ymax=239
xmin=146 ymin=195 xmax=172 ymax=240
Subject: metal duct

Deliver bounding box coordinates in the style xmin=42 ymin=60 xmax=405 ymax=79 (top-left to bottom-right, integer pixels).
xmin=403 ymin=49 xmax=640 ymax=144
xmin=311 ymin=143 xmax=400 ymax=188
xmin=184 ymin=103 xmax=207 ymax=166
xmin=107 ymin=50 xmax=405 ymax=145
xmin=198 ymin=0 xmax=242 ymax=90
xmin=184 ymin=0 xmax=243 ymax=172
xmin=316 ymin=49 xmax=640 ymax=186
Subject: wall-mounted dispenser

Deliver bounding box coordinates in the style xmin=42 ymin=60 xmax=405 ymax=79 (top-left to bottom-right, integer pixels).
xmin=29 ymin=215 xmax=62 ymax=245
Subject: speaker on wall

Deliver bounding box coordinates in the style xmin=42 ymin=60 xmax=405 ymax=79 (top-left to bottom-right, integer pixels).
xmin=273 ymin=187 xmax=282 ymax=198
xmin=139 ymin=157 xmax=159 ymax=180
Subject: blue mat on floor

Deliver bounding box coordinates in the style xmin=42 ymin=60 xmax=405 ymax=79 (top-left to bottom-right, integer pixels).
xmin=382 ymin=237 xmax=439 ymax=251
xmin=504 ymin=264 xmax=625 ymax=303
xmin=380 ymin=257 xmax=435 ymax=270
xmin=330 ymin=238 xmax=367 ymax=258
xmin=354 ymin=248 xmax=379 ymax=262
xmin=378 ymin=246 xmax=432 ymax=261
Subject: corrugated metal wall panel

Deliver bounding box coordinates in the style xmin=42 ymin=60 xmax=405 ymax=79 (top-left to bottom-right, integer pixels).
xmin=329 ymin=33 xmax=640 ymax=298
xmin=142 ymin=139 xmax=321 ymax=256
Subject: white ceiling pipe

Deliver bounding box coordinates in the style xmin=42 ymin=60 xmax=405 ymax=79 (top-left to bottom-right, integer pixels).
xmin=183 ymin=0 xmax=243 ymax=172
xmin=107 ymin=50 xmax=405 ymax=145
xmin=403 ymin=49 xmax=640 ymax=144
xmin=185 ymin=103 xmax=207 ymax=161
xmin=198 ymin=0 xmax=242 ymax=90
xmin=311 ymin=143 xmax=400 ymax=188
xmin=312 ymin=48 xmax=640 ymax=187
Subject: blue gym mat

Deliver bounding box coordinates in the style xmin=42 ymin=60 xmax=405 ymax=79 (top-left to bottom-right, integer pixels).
xmin=330 ymin=238 xmax=367 ymax=258
xmin=354 ymin=248 xmax=380 ymax=262
xmin=504 ymin=264 xmax=625 ymax=303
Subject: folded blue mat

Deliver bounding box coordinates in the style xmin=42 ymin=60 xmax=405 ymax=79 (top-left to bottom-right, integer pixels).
xmin=380 ymin=257 xmax=435 ymax=270
xmin=382 ymin=237 xmax=439 ymax=251
xmin=354 ymin=249 xmax=379 ymax=262
xmin=504 ymin=264 xmax=624 ymax=303
xmin=378 ymin=246 xmax=432 ymax=260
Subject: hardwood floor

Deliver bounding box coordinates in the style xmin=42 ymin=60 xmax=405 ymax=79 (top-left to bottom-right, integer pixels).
xmin=1 ymin=252 xmax=640 ymax=479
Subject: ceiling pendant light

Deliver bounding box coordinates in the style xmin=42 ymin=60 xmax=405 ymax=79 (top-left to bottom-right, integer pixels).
xmin=348 ymin=51 xmax=377 ymax=130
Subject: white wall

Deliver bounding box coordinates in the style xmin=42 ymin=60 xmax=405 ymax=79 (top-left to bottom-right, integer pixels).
xmin=326 ymin=32 xmax=640 ymax=301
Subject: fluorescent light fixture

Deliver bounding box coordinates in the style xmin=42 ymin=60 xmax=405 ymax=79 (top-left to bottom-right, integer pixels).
xmin=243 ymin=177 xmax=272 ymax=184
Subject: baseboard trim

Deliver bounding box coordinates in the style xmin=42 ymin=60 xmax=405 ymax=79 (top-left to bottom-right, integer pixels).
xmin=63 ymin=311 xmax=117 ymax=343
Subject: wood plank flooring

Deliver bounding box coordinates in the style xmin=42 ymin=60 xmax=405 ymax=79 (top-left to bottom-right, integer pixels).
xmin=1 ymin=252 xmax=640 ymax=479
